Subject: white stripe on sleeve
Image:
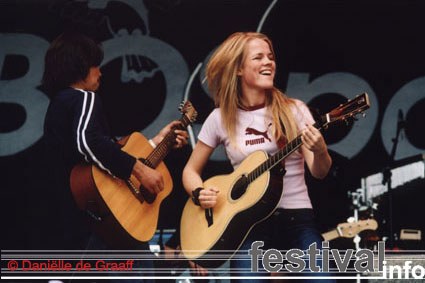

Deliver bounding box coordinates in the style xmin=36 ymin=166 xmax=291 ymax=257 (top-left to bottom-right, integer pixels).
xmin=76 ymin=89 xmax=89 ymax=162
xmin=78 ymin=90 xmax=113 ymax=176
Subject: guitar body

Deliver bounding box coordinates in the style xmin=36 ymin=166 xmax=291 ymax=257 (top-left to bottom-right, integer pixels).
xmin=180 ymin=150 xmax=284 ymax=268
xmin=70 ymin=132 xmax=173 ymax=245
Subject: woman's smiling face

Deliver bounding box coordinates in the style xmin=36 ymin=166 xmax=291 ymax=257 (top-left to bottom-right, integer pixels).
xmin=238 ymin=38 xmax=276 ymax=92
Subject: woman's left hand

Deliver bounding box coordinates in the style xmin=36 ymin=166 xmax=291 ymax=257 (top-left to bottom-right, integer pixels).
xmin=301 ymin=123 xmax=327 ymax=155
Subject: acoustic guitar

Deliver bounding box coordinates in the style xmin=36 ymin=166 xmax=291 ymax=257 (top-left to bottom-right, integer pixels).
xmin=70 ymin=101 xmax=197 ymax=245
xmin=180 ymin=93 xmax=370 ymax=267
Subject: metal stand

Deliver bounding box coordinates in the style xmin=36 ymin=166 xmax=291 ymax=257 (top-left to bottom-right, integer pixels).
xmin=347 ymin=189 xmax=366 ymax=221
xmin=347 ymin=190 xmax=365 ymax=283
xmin=382 ymin=109 xmax=405 ymax=249
xmin=348 ymin=188 xmax=380 ymax=282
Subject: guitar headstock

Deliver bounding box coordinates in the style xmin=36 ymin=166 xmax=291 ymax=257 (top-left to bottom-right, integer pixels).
xmin=179 ymin=101 xmax=198 ymax=126
xmin=322 ymin=93 xmax=370 ymax=128
xmin=337 ymin=219 xmax=378 ymax=238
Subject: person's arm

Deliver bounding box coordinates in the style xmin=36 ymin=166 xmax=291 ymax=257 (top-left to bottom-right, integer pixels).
xmin=71 ymin=90 xmax=164 ymax=193
xmin=182 ymin=141 xmax=219 ymax=208
xmin=72 ymin=90 xmax=135 ymax=179
xmin=301 ymin=124 xmax=332 ymax=179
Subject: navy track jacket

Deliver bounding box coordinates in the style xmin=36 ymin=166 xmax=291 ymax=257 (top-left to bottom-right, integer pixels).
xmin=44 ymin=88 xmax=136 ymax=183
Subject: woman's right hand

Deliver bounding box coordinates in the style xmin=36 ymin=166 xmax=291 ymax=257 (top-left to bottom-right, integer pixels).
xmin=198 ymin=186 xmax=219 ymax=208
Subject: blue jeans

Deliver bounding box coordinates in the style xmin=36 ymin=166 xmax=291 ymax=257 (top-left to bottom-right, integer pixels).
xmin=57 ymin=207 xmax=155 ymax=282
xmin=83 ymin=232 xmax=154 ymax=283
xmin=230 ymin=209 xmax=335 ymax=283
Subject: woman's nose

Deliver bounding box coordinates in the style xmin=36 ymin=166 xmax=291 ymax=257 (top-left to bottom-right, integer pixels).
xmin=263 ymin=57 xmax=273 ymax=65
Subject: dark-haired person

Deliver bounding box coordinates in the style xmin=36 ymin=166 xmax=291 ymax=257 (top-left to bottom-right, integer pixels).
xmin=42 ymin=32 xmax=187 ymax=280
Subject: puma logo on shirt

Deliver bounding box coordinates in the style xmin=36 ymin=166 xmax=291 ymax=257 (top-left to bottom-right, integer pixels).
xmin=245 ymin=123 xmax=272 ymax=146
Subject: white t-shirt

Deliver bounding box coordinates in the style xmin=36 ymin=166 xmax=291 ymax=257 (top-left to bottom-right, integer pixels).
xmin=198 ymin=99 xmax=315 ymax=209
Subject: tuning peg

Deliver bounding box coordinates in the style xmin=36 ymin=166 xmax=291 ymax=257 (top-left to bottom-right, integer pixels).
xmin=347 ymin=217 xmax=355 ymax=223
xmin=362 ymin=113 xmax=366 ymax=118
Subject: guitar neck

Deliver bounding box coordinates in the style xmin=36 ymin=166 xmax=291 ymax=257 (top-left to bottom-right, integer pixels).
xmin=146 ymin=115 xmax=191 ymax=168
xmin=247 ymin=122 xmax=321 ymax=183
xmin=246 ymin=93 xmax=369 ymax=183
xmin=322 ymin=219 xmax=378 ymax=241
xmin=322 ymin=229 xmax=340 ymax=242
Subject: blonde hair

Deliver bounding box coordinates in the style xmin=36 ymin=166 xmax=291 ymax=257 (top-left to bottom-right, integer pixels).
xmin=205 ymin=32 xmax=299 ymax=146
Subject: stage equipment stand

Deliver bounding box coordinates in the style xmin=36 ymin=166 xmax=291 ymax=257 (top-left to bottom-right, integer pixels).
xmin=347 ymin=189 xmax=364 ymax=283
xmin=382 ymin=109 xmax=405 ymax=249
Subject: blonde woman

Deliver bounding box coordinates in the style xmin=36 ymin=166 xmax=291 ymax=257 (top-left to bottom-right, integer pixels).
xmin=182 ymin=32 xmax=333 ymax=281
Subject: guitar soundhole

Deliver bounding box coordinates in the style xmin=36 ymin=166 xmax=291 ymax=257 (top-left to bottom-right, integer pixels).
xmin=231 ymin=175 xmax=249 ymax=200
xmin=140 ymin=187 xmax=156 ymax=204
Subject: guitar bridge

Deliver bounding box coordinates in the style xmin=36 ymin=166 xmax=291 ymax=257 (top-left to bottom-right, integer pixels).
xmin=205 ymin=208 xmax=213 ymax=227
xmin=125 ymin=179 xmax=144 ymax=203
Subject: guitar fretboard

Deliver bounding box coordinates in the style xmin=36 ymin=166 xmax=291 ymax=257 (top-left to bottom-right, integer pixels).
xmin=146 ymin=115 xmax=191 ymax=168
xmin=247 ymin=122 xmax=320 ymax=184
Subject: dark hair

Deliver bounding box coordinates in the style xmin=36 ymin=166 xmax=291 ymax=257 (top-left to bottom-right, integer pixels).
xmin=42 ymin=32 xmax=104 ymax=94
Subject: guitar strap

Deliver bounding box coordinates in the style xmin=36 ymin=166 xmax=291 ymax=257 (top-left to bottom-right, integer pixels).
xmin=277 ymin=117 xmax=287 ymax=170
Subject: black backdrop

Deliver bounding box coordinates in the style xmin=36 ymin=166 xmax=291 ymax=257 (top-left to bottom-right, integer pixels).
xmin=1 ymin=0 xmax=424 ymax=250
